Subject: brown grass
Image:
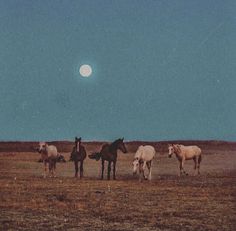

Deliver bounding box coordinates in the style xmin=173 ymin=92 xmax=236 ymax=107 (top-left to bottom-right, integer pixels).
xmin=0 ymin=144 xmax=236 ymax=230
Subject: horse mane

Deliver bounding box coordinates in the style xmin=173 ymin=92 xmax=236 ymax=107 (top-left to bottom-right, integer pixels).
xmin=110 ymin=138 xmax=123 ymax=149
xmin=173 ymin=144 xmax=181 ymax=154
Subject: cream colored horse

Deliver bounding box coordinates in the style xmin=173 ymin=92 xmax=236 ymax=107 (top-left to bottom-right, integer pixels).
xmin=38 ymin=142 xmax=59 ymax=178
xmin=168 ymin=144 xmax=202 ymax=176
xmin=133 ymin=145 xmax=156 ymax=181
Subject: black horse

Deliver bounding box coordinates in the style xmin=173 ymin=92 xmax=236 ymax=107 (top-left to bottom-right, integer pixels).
xmin=70 ymin=137 xmax=86 ymax=178
xmin=88 ymin=138 xmax=127 ymax=180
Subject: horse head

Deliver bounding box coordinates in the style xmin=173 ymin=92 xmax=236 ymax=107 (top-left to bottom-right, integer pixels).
xmin=132 ymin=157 xmax=140 ymax=175
xmin=57 ymin=154 xmax=66 ymax=163
xmin=75 ymin=137 xmax=81 ymax=144
xmin=38 ymin=142 xmax=47 ymax=153
xmin=88 ymin=152 xmax=101 ymax=161
xmin=117 ymin=138 xmax=127 ymax=153
xmin=168 ymin=144 xmax=174 ymax=158
xmin=168 ymin=144 xmax=181 ymax=157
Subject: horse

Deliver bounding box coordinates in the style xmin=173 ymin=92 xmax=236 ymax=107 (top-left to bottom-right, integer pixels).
xmin=88 ymin=138 xmax=127 ymax=180
xmin=133 ymin=145 xmax=156 ymax=181
xmin=70 ymin=137 xmax=86 ymax=178
xmin=37 ymin=142 xmax=59 ymax=178
xmin=168 ymin=144 xmax=202 ymax=176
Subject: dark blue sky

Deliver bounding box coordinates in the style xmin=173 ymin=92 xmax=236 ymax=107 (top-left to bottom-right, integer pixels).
xmin=0 ymin=0 xmax=235 ymax=141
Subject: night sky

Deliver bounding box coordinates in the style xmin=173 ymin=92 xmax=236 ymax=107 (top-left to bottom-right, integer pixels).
xmin=0 ymin=0 xmax=235 ymax=141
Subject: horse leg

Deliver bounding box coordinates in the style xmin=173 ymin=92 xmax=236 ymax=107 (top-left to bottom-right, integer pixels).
xmin=107 ymin=161 xmax=111 ymax=180
xmin=101 ymin=159 xmax=105 ymax=180
xmin=142 ymin=161 xmax=147 ymax=180
xmin=182 ymin=159 xmax=188 ymax=176
xmin=139 ymin=163 xmax=143 ymax=182
xmin=193 ymin=157 xmax=197 ymax=176
xmin=43 ymin=161 xmax=47 ymax=178
xmin=147 ymin=161 xmax=152 ymax=181
xmin=179 ymin=161 xmax=185 ymax=176
xmin=197 ymin=155 xmax=202 ymax=175
xmin=54 ymin=161 xmax=56 ymax=177
xmin=52 ymin=161 xmax=55 ymax=177
xmin=80 ymin=160 xmax=84 ymax=179
xmin=113 ymin=161 xmax=116 ymax=180
xmin=51 ymin=161 xmax=54 ymax=177
xmin=48 ymin=160 xmax=52 ymax=177
xmin=74 ymin=161 xmax=78 ymax=178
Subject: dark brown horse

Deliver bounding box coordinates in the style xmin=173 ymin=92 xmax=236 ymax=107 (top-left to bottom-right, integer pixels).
xmin=88 ymin=138 xmax=127 ymax=180
xmin=70 ymin=137 xmax=86 ymax=178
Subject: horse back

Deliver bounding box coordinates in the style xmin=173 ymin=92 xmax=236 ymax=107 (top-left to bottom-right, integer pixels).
xmin=47 ymin=145 xmax=58 ymax=159
xmin=182 ymin=145 xmax=201 ymax=159
xmin=100 ymin=144 xmax=117 ymax=161
xmin=135 ymin=145 xmax=155 ymax=162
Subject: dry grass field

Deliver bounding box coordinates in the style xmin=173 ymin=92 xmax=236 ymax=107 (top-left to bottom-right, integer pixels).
xmin=0 ymin=142 xmax=235 ymax=230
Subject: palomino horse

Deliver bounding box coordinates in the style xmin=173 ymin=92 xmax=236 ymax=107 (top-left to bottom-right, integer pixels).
xmin=37 ymin=142 xmax=59 ymax=178
xmin=133 ymin=145 xmax=156 ymax=181
xmin=70 ymin=137 xmax=86 ymax=178
xmin=88 ymin=138 xmax=127 ymax=180
xmin=168 ymin=144 xmax=202 ymax=176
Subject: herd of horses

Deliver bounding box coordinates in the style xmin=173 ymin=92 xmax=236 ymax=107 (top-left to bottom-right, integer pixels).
xmin=37 ymin=137 xmax=202 ymax=180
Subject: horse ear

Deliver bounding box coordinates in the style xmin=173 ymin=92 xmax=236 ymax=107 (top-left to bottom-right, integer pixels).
xmin=122 ymin=137 xmax=124 ymax=141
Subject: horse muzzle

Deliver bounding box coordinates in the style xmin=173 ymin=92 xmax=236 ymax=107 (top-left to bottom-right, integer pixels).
xmin=168 ymin=154 xmax=172 ymax=158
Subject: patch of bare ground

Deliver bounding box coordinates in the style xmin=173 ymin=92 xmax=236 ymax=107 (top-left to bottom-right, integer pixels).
xmin=0 ymin=147 xmax=235 ymax=230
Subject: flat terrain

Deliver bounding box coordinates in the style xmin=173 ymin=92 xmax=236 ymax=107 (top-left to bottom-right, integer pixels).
xmin=0 ymin=145 xmax=235 ymax=230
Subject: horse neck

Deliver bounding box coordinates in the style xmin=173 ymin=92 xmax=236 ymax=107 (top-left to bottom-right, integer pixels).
xmin=174 ymin=148 xmax=183 ymax=159
xmin=174 ymin=152 xmax=182 ymax=160
xmin=109 ymin=141 xmax=120 ymax=153
xmin=75 ymin=142 xmax=81 ymax=152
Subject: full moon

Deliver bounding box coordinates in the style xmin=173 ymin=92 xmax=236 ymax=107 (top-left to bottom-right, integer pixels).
xmin=79 ymin=64 xmax=92 ymax=77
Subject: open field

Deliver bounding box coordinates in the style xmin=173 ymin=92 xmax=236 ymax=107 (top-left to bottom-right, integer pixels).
xmin=0 ymin=142 xmax=236 ymax=230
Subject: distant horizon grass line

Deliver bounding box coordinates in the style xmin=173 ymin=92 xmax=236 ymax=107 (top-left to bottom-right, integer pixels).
xmin=0 ymin=139 xmax=235 ymax=143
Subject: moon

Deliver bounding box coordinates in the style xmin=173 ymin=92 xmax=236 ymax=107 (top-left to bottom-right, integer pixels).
xmin=79 ymin=64 xmax=92 ymax=77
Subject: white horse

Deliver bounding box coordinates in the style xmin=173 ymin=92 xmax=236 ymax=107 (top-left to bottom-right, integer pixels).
xmin=168 ymin=144 xmax=202 ymax=176
xmin=38 ymin=142 xmax=59 ymax=178
xmin=132 ymin=145 xmax=156 ymax=181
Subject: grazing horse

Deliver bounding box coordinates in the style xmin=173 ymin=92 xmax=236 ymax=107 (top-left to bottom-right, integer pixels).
xmin=133 ymin=145 xmax=156 ymax=181
xmin=38 ymin=153 xmax=66 ymax=163
xmin=168 ymin=144 xmax=202 ymax=176
xmin=88 ymin=138 xmax=127 ymax=180
xmin=37 ymin=142 xmax=59 ymax=178
xmin=70 ymin=137 xmax=86 ymax=178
